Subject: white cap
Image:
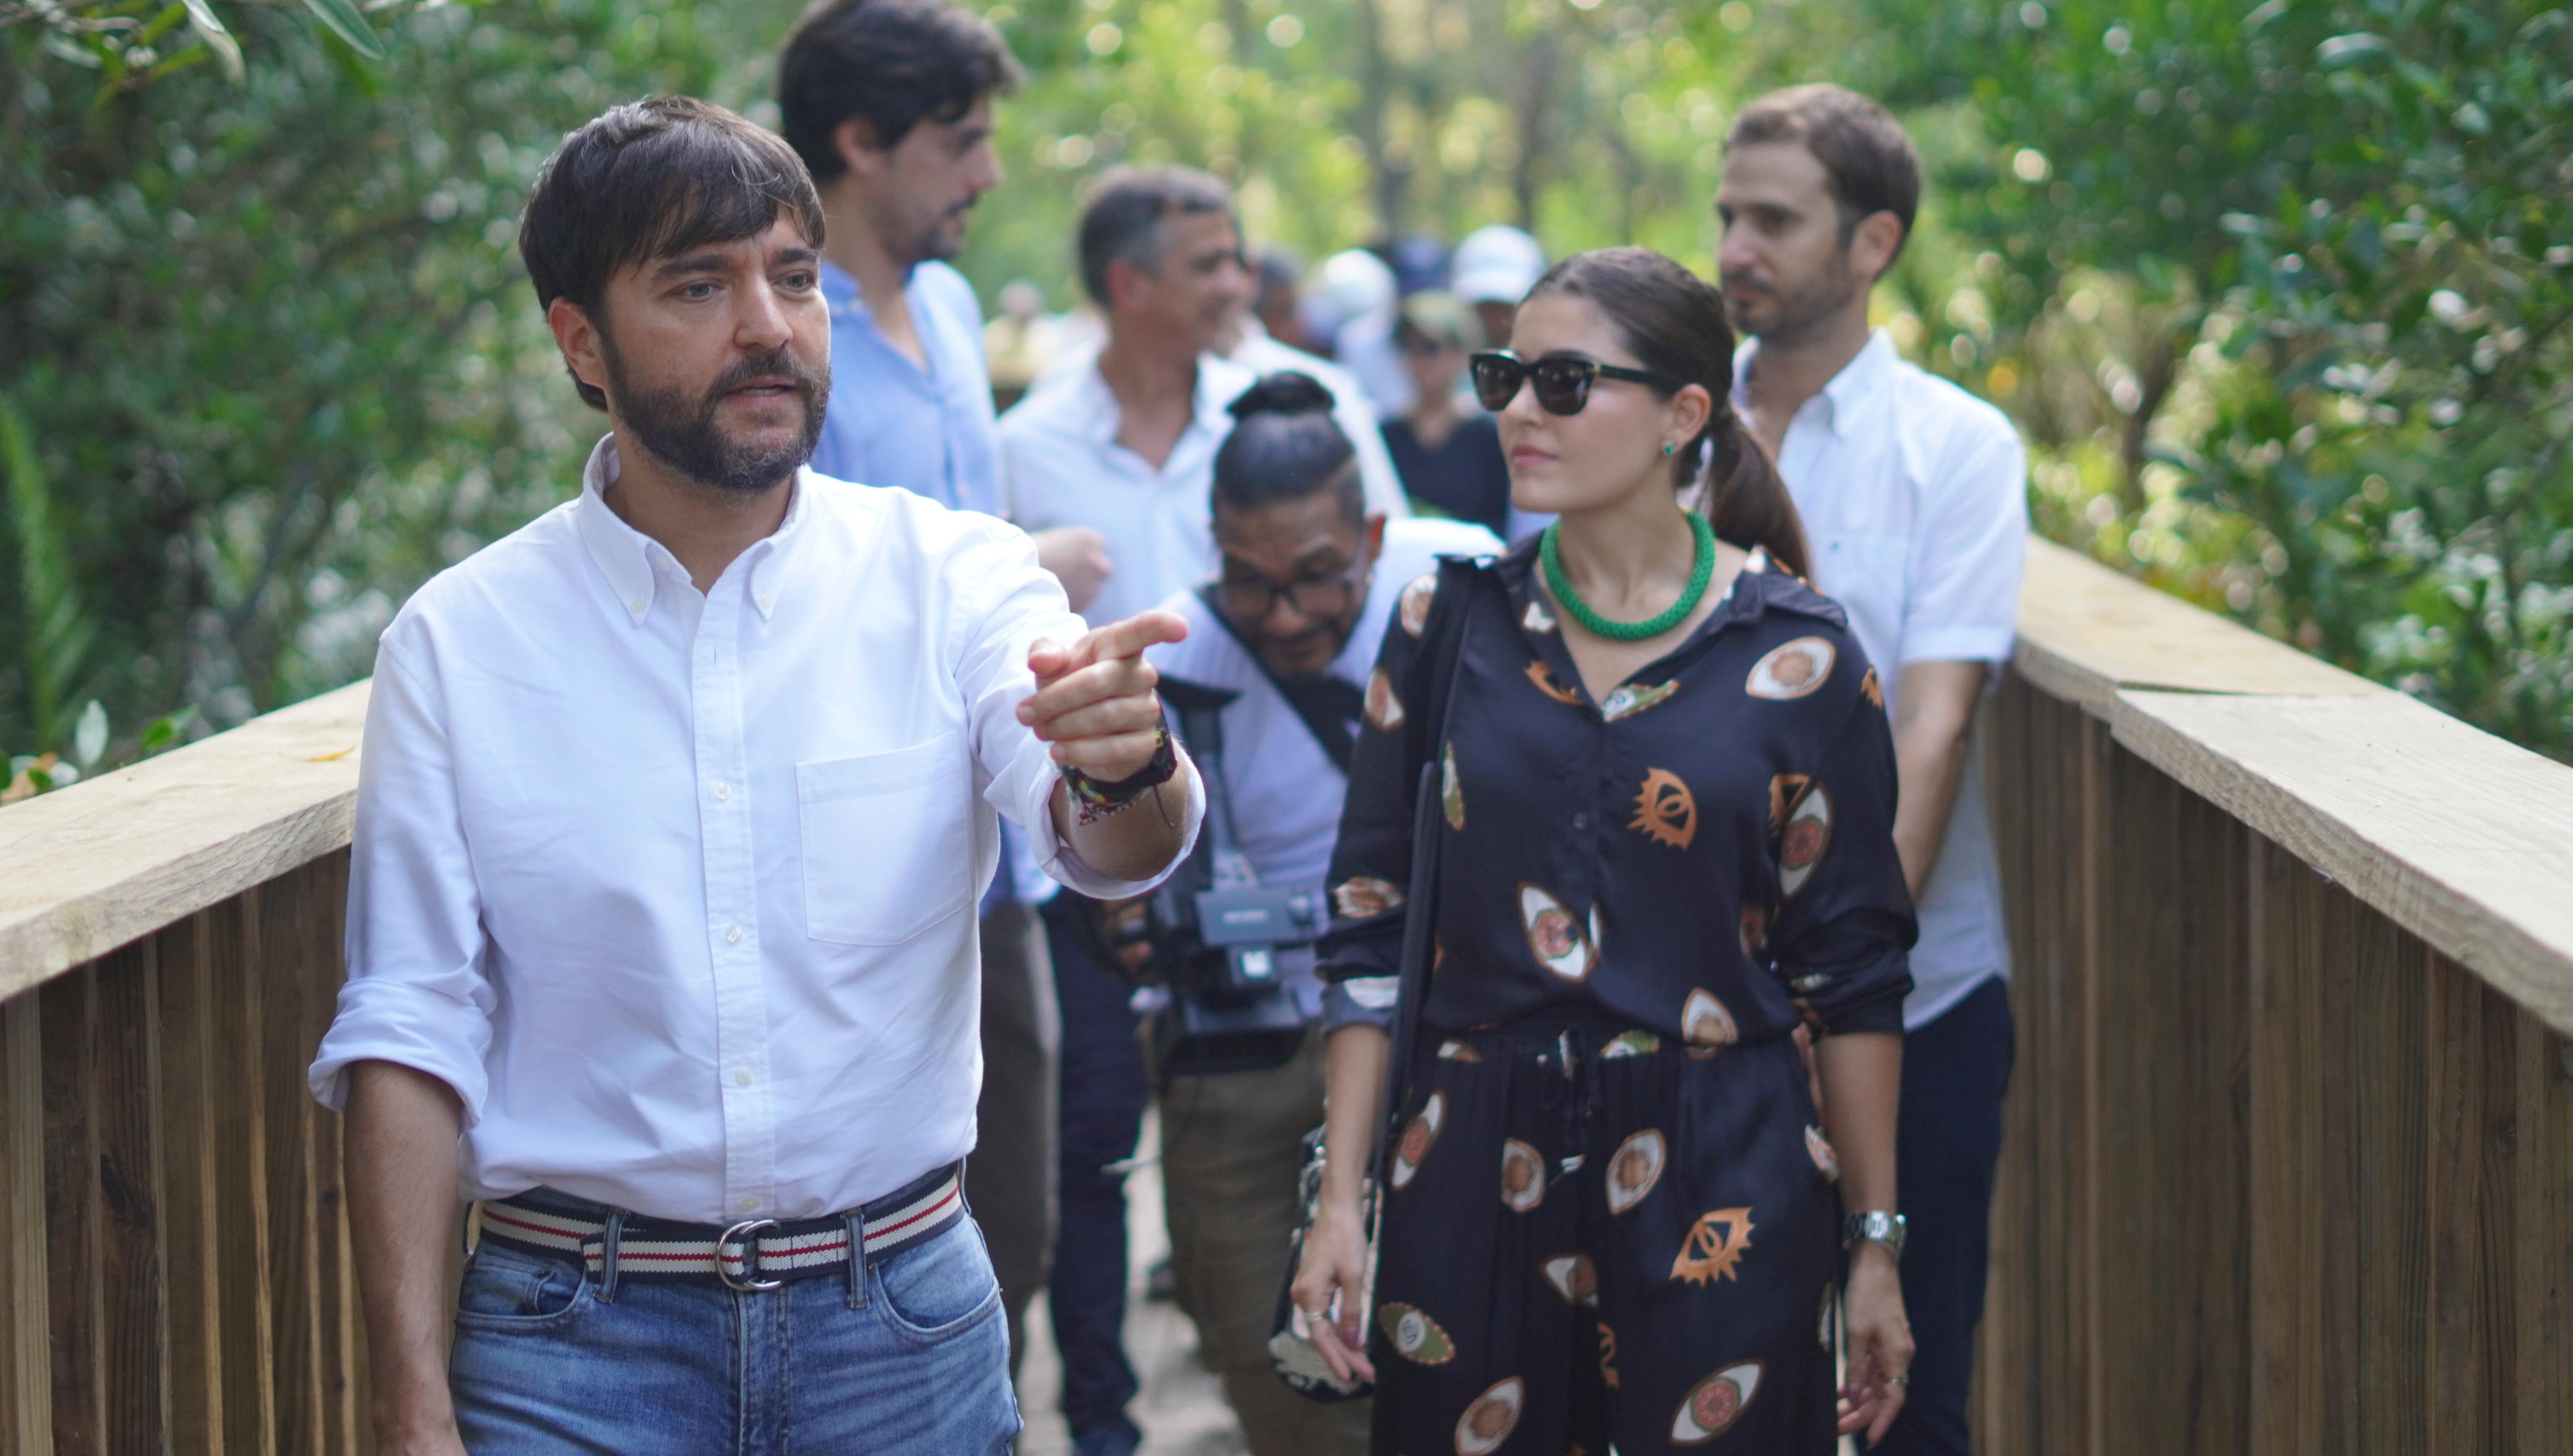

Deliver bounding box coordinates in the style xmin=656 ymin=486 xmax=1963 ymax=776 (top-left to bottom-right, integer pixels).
xmin=1449 ymin=225 xmax=1547 ymax=304
xmin=1311 ymin=249 xmax=1397 ymax=333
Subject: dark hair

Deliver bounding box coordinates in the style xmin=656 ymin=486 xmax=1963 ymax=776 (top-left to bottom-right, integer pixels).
xmin=1726 ymin=84 xmax=1920 ymax=265
xmin=1523 ymin=247 xmax=1811 ymax=579
xmin=1212 ymin=372 xmax=1361 ymax=522
xmin=777 ymin=0 xmax=1022 ymax=179
xmin=520 ymin=96 xmax=826 ymax=411
xmin=1077 ymin=165 xmax=1235 ymax=306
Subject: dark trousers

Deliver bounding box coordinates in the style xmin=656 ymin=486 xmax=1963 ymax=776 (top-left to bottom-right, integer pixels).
xmin=1043 ymin=898 xmax=1152 ymax=1444
xmin=1868 ymin=975 xmax=2016 ymax=1456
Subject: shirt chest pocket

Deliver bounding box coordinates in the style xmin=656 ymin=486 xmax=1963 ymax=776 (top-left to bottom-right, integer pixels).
xmin=797 ymin=734 xmax=976 ymax=946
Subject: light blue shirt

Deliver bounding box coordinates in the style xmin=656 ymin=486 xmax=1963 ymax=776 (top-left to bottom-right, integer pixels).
xmin=812 ymin=257 xmax=1047 ymax=906
xmin=810 ymin=259 xmax=1001 ymax=518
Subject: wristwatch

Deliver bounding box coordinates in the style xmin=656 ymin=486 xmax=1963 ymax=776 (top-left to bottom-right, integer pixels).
xmin=1841 ymin=1210 xmax=1906 ymax=1262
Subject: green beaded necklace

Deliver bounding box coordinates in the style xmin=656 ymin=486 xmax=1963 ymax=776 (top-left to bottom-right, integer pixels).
xmin=1539 ymin=511 xmax=1718 ymax=641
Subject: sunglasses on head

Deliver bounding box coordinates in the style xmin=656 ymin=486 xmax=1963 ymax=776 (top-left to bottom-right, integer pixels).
xmin=1470 ymin=349 xmax=1687 ymax=416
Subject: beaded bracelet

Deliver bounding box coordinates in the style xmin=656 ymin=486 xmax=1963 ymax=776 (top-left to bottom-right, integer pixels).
xmin=1063 ymin=717 xmax=1179 ymax=825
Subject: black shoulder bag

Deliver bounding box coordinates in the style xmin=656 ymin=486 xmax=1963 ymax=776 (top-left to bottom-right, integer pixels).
xmin=1267 ymin=557 xmax=1479 ymax=1402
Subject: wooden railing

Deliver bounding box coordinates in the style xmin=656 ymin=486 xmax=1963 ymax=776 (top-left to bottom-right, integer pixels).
xmin=0 ymin=684 xmax=369 ymax=1454
xmin=0 ymin=543 xmax=2565 ymax=1452
xmin=1972 ymin=541 xmax=2573 ymax=1455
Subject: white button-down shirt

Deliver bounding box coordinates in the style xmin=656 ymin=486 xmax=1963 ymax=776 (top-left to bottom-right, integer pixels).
xmin=307 ymin=436 xmax=1197 ymax=1222
xmin=997 ymin=351 xmax=1408 ymax=629
xmin=1145 ymin=516 xmax=1501 ymax=1011
xmin=1739 ymin=329 xmax=2029 ymax=1029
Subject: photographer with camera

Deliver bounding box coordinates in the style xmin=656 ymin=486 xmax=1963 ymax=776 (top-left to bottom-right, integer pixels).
xmin=1112 ymin=372 xmax=1498 ymax=1455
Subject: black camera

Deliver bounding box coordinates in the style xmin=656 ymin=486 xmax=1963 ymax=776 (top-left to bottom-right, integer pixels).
xmin=1098 ymin=680 xmax=1319 ymax=1079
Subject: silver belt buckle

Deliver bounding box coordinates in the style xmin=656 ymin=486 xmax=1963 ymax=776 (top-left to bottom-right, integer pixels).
xmin=716 ymin=1217 xmax=784 ymax=1291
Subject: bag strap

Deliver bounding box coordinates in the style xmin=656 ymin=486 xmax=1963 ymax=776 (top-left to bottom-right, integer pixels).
xmin=1368 ymin=557 xmax=1479 ymax=1194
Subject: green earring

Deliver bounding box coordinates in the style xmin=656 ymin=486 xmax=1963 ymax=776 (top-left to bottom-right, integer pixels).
xmin=1662 ymin=442 xmax=1677 ymax=456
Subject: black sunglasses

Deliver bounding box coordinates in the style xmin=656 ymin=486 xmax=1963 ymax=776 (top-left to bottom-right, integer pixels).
xmin=1470 ymin=349 xmax=1688 ymax=416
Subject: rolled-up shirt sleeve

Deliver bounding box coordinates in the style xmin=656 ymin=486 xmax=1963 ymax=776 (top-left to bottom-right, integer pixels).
xmin=1901 ymin=424 xmax=2028 ymax=669
xmin=952 ymin=523 xmax=1202 ymax=899
xmin=307 ymin=632 xmax=498 ymax=1121
xmin=1767 ymin=682 xmax=1917 ymax=1036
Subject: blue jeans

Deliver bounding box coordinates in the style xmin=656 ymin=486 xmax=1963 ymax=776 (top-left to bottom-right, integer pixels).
xmin=450 ymin=1212 xmax=1021 ymax=1454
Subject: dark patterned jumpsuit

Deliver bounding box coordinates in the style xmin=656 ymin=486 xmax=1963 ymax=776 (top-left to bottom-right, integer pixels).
xmin=1318 ymin=538 xmax=1916 ymax=1455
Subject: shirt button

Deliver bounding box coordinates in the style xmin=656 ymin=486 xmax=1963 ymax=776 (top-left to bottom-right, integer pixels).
xmin=629 ymin=596 xmax=648 ymax=614
xmin=725 ymin=924 xmax=745 ymax=944
xmin=713 ymin=779 xmax=731 ymax=801
xmin=735 ymin=1067 xmax=754 ymax=1086
xmin=1573 ymin=812 xmax=1591 ymax=830
xmin=740 ymin=1196 xmax=759 ymax=1214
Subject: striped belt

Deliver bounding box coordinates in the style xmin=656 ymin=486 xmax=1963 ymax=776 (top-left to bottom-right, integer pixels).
xmin=476 ymin=1162 xmax=965 ymax=1291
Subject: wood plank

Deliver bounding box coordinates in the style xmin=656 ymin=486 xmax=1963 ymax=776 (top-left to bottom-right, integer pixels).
xmin=152 ymin=913 xmax=225 ymax=1456
xmin=299 ymin=853 xmax=359 ymax=1455
xmin=2108 ymin=690 xmax=2573 ymax=1035
xmin=2248 ymin=835 xmax=2326 ymax=1455
xmin=92 ymin=938 xmax=172 ymax=1455
xmin=0 ymin=680 xmax=368 ymax=1001
xmin=1974 ymin=680 xmax=2040 ymax=1456
xmin=42 ymin=963 xmax=104 ymax=1456
xmin=2514 ymin=1016 xmax=2572 ymax=1452
xmin=260 ymin=867 xmax=323 ymax=1456
xmin=2073 ymin=710 xmax=2107 ymax=1456
xmin=2353 ymin=909 xmax=2429 ymax=1456
xmin=2 ymin=987 xmax=52 ymax=1449
xmin=2423 ymin=951 xmax=2486 ymax=1454
xmin=205 ymin=894 xmax=276 ymax=1456
xmin=2314 ymin=881 xmax=2362 ymax=1455
xmin=2010 ymin=538 xmax=2381 ymax=711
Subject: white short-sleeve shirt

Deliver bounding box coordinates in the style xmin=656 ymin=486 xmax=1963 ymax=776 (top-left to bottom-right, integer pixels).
xmin=1739 ymin=330 xmax=2030 ymax=1028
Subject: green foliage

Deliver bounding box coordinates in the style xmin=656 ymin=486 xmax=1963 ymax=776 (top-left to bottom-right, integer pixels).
xmin=3 ymin=0 xmax=2567 ymax=770
xmin=1 ymin=0 xmax=806 ymax=742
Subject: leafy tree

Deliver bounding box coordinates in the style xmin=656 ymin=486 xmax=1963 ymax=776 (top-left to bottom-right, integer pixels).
xmin=1818 ymin=0 xmax=2573 ymax=756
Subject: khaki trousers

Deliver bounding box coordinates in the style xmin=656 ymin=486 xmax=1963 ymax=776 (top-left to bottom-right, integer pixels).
xmin=1160 ymin=1026 xmax=1371 ymax=1456
xmin=965 ymin=898 xmax=1059 ymax=1371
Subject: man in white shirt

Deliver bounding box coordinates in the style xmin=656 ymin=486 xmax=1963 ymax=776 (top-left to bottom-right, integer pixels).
xmin=1140 ymin=372 xmax=1499 ymax=1456
xmin=309 ymin=98 xmax=1201 ymax=1455
xmin=776 ymin=0 xmax=1061 ymax=1371
xmin=1719 ymin=84 xmax=2030 ymax=1456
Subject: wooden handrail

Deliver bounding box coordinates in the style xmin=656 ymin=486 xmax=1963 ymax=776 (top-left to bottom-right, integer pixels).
xmin=2009 ymin=539 xmax=2573 ymax=1035
xmin=0 ymin=681 xmax=367 ymax=1002
xmin=2 ymin=536 xmax=2569 ymax=1032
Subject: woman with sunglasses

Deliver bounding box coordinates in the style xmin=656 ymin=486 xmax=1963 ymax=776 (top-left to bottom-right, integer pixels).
xmin=1291 ymin=246 xmax=1916 ymax=1454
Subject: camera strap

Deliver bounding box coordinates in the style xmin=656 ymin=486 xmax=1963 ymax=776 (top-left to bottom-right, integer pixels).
xmin=1194 ymin=586 xmax=1362 ymax=774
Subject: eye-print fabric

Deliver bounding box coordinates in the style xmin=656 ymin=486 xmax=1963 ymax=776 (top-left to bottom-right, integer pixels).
xmin=1321 ymin=540 xmax=1914 ymax=1455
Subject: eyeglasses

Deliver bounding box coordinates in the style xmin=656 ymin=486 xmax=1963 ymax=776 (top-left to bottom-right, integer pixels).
xmin=1215 ymin=559 xmax=1368 ymax=622
xmin=1469 ymin=349 xmax=1687 ymax=416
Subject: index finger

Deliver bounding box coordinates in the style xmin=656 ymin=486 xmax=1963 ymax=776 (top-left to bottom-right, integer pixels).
xmin=1069 ymin=608 xmax=1190 ymax=671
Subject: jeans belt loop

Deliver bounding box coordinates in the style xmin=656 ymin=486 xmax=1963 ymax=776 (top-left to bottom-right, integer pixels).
xmin=844 ymin=1209 xmax=869 ymax=1310
xmin=596 ymin=1209 xmax=626 ymax=1303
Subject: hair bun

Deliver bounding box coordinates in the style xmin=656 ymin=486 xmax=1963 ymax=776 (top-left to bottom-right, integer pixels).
xmin=1228 ymin=370 xmax=1336 ymax=422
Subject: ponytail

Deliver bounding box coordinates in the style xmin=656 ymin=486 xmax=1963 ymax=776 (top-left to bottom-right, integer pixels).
xmin=1700 ymin=408 xmax=1810 ymax=581
xmin=1523 ymin=246 xmax=1815 ymax=581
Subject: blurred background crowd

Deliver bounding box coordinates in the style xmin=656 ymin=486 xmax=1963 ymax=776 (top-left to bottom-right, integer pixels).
xmin=4 ymin=0 xmax=2567 ymax=786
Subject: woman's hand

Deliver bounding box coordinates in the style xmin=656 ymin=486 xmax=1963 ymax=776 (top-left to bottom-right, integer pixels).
xmin=1287 ymin=1196 xmax=1377 ymax=1387
xmin=1836 ymin=1241 xmax=1914 ymax=1442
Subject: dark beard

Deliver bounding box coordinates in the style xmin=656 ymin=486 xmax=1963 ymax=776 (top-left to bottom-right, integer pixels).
xmin=1736 ymin=250 xmax=1862 ymax=348
xmin=601 ymin=334 xmax=829 ymax=495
